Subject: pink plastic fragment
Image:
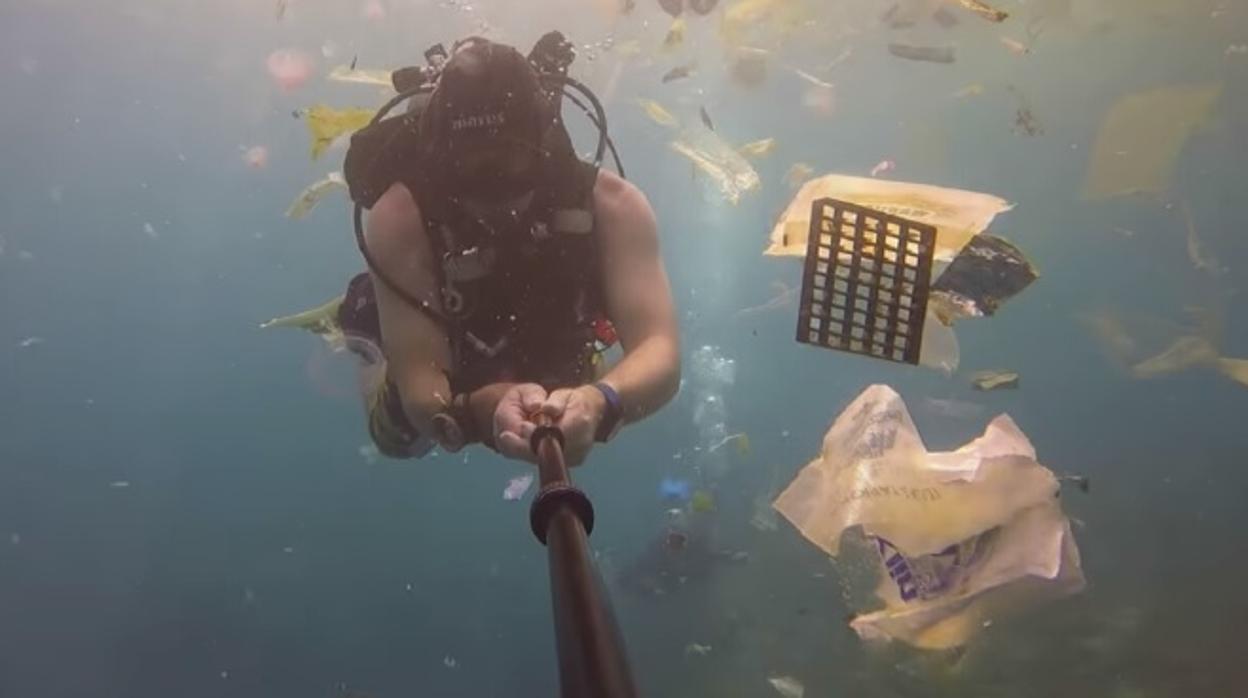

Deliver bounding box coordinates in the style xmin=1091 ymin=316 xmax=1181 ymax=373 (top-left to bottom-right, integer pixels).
xmin=266 ymin=49 xmax=314 ymax=93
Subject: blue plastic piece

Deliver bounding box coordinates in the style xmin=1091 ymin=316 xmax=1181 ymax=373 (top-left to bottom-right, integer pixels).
xmin=659 ymin=477 xmax=692 ymax=502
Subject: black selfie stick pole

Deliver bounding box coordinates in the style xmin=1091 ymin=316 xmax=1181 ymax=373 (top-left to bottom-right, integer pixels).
xmin=528 ymin=417 xmax=637 ymax=698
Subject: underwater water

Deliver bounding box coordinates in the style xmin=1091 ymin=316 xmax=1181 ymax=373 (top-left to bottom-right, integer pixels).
xmin=2 ymin=0 xmax=1247 ymax=696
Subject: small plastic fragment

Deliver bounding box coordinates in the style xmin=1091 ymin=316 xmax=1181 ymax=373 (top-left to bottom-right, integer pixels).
xmin=888 ymin=43 xmax=956 ymax=64
xmin=971 ymin=369 xmax=1020 ymax=391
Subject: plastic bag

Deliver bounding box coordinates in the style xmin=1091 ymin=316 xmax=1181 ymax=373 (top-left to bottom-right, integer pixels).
xmin=1082 ymin=83 xmax=1221 ymax=200
xmin=773 ymin=384 xmax=1084 ymax=650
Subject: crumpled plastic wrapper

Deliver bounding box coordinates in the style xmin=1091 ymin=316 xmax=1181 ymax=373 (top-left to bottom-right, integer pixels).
xmin=773 ymin=384 xmax=1085 ymax=649
xmin=670 ymin=125 xmax=761 ymax=205
xmin=930 ymin=233 xmax=1038 ymax=324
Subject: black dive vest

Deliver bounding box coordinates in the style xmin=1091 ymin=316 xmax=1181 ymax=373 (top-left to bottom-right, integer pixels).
xmin=345 ymin=110 xmax=609 ymax=396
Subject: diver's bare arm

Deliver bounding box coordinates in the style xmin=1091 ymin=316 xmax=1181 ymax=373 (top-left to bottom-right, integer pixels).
xmin=366 ymin=184 xmax=454 ymax=436
xmin=593 ymin=171 xmax=681 ymax=422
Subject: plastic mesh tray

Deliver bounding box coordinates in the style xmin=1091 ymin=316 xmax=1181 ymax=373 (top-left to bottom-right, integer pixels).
xmin=795 ymin=198 xmax=936 ymax=365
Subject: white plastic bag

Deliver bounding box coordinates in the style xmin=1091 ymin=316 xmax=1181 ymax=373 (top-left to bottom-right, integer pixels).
xmin=773 ymin=385 xmax=1084 ymax=650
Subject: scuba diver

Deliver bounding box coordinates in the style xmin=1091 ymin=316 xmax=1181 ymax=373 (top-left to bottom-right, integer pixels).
xmin=327 ymin=33 xmax=680 ymax=466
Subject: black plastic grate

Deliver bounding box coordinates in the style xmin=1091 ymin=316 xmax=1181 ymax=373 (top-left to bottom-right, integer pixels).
xmin=795 ymin=198 xmax=936 ymax=365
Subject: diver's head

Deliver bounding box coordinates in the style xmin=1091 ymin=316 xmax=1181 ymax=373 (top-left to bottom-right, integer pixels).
xmin=421 ymin=37 xmax=551 ymax=203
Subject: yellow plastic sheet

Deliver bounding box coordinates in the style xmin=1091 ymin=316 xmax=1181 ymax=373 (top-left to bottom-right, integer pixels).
xmin=259 ymin=294 xmax=345 ymax=344
xmin=1082 ymin=83 xmax=1221 ymax=200
xmin=637 ymin=98 xmax=680 ymax=128
xmin=765 ymin=174 xmax=1013 ymax=261
xmin=306 ymin=105 xmax=376 ymax=160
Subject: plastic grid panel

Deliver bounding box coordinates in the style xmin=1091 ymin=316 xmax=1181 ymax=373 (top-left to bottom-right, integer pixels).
xmin=795 ymin=198 xmax=936 ymax=365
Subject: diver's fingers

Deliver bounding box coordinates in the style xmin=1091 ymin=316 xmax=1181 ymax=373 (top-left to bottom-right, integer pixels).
xmin=516 ymin=383 xmax=548 ymax=413
xmin=495 ymin=384 xmax=547 ymax=435
xmin=496 ymin=430 xmax=537 ymax=463
xmin=540 ymin=388 xmax=574 ymax=418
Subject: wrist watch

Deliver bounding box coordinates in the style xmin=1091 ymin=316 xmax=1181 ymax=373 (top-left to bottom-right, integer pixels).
xmin=591 ymin=382 xmax=624 ymax=443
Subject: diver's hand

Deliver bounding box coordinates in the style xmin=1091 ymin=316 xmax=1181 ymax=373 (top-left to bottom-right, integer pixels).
xmin=539 ymin=385 xmax=607 ymax=467
xmin=493 ymin=383 xmax=548 ymax=462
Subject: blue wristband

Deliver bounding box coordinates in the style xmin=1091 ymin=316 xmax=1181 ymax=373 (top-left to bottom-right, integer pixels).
xmin=592 ymin=382 xmax=623 ymax=443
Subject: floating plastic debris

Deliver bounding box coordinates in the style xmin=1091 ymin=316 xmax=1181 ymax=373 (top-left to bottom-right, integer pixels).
xmin=708 ymin=432 xmax=750 ymax=455
xmin=971 ymin=369 xmax=1020 ymax=390
xmin=888 ymin=43 xmax=956 ymax=64
xmin=306 ymin=105 xmax=375 ymax=160
xmin=110 ymin=480 xmax=131 ymax=488
xmin=663 ymin=17 xmax=686 ymax=50
xmin=766 ymin=173 xmax=1013 ymax=262
xmin=286 ymin=172 xmax=348 ymax=219
xmin=442 ymin=655 xmax=458 ymax=669
xmin=729 ymin=46 xmax=769 ymax=88
xmin=869 ymin=159 xmax=895 ymax=177
xmin=690 ymin=490 xmax=716 ymax=513
xmin=699 ymin=105 xmax=714 ymax=131
xmin=774 ymin=385 xmax=1084 ymax=650
xmin=266 ymin=49 xmax=315 ymax=93
xmin=638 ymin=98 xmax=679 ymax=128
xmin=327 ymin=64 xmax=394 ymax=88
xmin=785 ymin=162 xmax=813 ymax=188
xmin=930 ymin=233 xmax=1039 ymax=323
xmin=1130 ymin=336 xmax=1218 ymax=379
xmin=684 ymin=642 xmax=712 ymax=656
xmin=953 ymin=0 xmax=1008 ymax=23
xmin=358 ymin=444 xmax=380 ymax=465
xmin=659 ymin=477 xmax=693 ymax=502
xmin=1180 ymin=199 xmax=1223 ymax=276
xmin=670 ymin=126 xmax=761 ymax=204
xmin=737 ymin=138 xmax=776 ymax=159
xmin=1010 ymin=87 xmax=1044 ymax=136
xmin=142 ymin=222 xmax=158 ymax=239
xmin=661 ymin=63 xmax=696 ymax=83
xmin=242 ymin=145 xmax=269 ymax=169
xmin=768 ymin=675 xmax=804 ymax=698
xmin=17 ymin=336 xmax=44 ymax=348
xmin=1083 ymin=83 xmax=1222 ymax=200
xmin=260 ymin=294 xmax=346 ymax=344
xmin=953 ymin=83 xmax=985 ymax=98
xmin=503 ymin=473 xmax=534 ymax=501
xmin=1000 ymin=36 xmax=1030 ymax=55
